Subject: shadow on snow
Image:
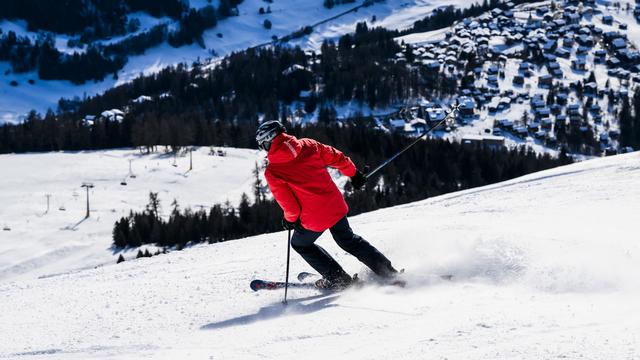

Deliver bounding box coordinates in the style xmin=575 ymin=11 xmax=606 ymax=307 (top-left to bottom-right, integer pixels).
xmin=200 ymin=293 xmax=340 ymax=331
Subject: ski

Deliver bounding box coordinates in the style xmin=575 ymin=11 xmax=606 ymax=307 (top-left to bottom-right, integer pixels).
xmin=297 ymin=271 xmax=452 ymax=287
xmin=297 ymin=271 xmax=408 ymax=288
xmin=250 ymin=279 xmax=317 ymax=292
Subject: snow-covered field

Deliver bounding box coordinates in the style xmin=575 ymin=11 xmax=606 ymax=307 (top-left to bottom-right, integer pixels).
xmin=0 ymin=147 xmax=264 ymax=283
xmin=1 ymin=152 xmax=638 ymax=359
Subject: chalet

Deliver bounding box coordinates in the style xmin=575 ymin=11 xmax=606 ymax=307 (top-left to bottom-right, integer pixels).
xmin=410 ymin=118 xmax=428 ymax=134
xmin=487 ymin=64 xmax=500 ymax=75
xmin=461 ymin=135 xmax=505 ymax=149
xmin=498 ymin=97 xmax=512 ymax=110
xmin=594 ymin=49 xmax=606 ymax=62
xmin=553 ymin=19 xmax=567 ymax=28
xmin=536 ymin=6 xmax=549 ymax=17
xmin=535 ymin=107 xmax=551 ymax=119
xmin=513 ymin=75 xmax=524 ymax=85
xmin=607 ymin=57 xmax=621 ymax=68
xmin=426 ymin=108 xmax=446 ymax=128
xmin=496 ymin=119 xmax=514 ymax=130
xmin=555 ymin=114 xmax=567 ymax=125
xmin=389 ymin=119 xmax=406 ymax=130
xmin=576 ymin=46 xmax=590 ymax=56
xmin=555 ymin=48 xmax=571 ymax=58
xmin=576 ymin=35 xmax=594 ymax=47
xmin=611 ymin=38 xmax=626 ymax=51
xmin=487 ymin=75 xmax=499 ymax=86
xmin=551 ymin=104 xmax=563 ymax=115
xmin=572 ymin=58 xmax=587 ymax=71
xmin=457 ymin=96 xmax=476 ymax=118
xmin=556 ymin=93 xmax=568 ymax=104
xmin=534 ymin=130 xmax=547 ymax=139
xmin=514 ymin=126 xmax=529 ymax=138
xmin=541 ymin=118 xmax=553 ymax=129
xmin=563 ymin=36 xmax=575 ymax=48
xmin=567 ymin=104 xmax=581 ymax=116
xmin=584 ymin=82 xmax=597 ymax=94
xmin=403 ymin=123 xmax=418 ymax=136
xmin=619 ymin=23 xmax=628 ymax=30
xmin=602 ymin=15 xmax=613 ymax=25
xmin=531 ymin=97 xmax=545 ymax=109
xmin=603 ymin=31 xmax=623 ymax=42
xmin=617 ymin=49 xmax=640 ymax=64
xmin=519 ymin=62 xmax=530 ymax=72
xmin=617 ymin=70 xmax=630 ymax=80
xmin=593 ymin=114 xmax=603 ymax=123
xmin=538 ymin=74 xmax=553 ymax=87
xmin=579 ymin=27 xmax=591 ymax=35
xmin=565 ymin=12 xmax=580 ymax=24
xmin=482 ymin=135 xmax=505 ymax=149
xmin=543 ymin=40 xmax=557 ymax=52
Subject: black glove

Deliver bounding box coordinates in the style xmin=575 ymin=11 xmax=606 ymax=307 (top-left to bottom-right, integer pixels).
xmin=350 ymin=166 xmax=369 ymax=190
xmin=282 ymin=218 xmax=307 ymax=233
xmin=282 ymin=218 xmax=296 ymax=231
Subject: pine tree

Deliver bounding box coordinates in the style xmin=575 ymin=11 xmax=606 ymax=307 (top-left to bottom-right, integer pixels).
xmin=116 ymin=254 xmax=125 ymax=264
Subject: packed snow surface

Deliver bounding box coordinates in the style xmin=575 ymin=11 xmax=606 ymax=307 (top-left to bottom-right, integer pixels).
xmin=1 ymin=152 xmax=639 ymax=359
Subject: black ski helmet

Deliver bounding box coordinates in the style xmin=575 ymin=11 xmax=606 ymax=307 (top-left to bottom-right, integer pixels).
xmin=256 ymin=120 xmax=285 ymax=151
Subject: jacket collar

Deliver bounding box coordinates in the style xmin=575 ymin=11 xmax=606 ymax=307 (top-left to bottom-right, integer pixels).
xmin=267 ymin=133 xmax=302 ymax=163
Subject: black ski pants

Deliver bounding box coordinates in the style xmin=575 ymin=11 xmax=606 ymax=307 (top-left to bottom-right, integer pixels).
xmin=290 ymin=216 xmax=394 ymax=280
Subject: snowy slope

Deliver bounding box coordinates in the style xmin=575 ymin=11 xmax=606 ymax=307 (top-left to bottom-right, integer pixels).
xmin=1 ymin=152 xmax=639 ymax=359
xmin=0 ymin=0 xmax=469 ymax=123
xmin=0 ymin=147 xmax=264 ymax=283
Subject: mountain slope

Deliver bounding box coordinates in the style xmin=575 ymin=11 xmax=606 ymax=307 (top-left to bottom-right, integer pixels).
xmin=1 ymin=152 xmax=639 ymax=359
xmin=0 ymin=147 xmax=265 ymax=283
xmin=0 ymin=0 xmax=471 ymax=123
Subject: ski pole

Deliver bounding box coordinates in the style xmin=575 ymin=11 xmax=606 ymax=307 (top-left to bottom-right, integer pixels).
xmin=283 ymin=229 xmax=292 ymax=305
xmin=365 ymin=104 xmax=460 ymax=180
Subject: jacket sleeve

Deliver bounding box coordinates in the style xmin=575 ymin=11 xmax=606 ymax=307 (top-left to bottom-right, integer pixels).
xmin=265 ymin=168 xmax=301 ymax=222
xmin=315 ymin=141 xmax=357 ymax=177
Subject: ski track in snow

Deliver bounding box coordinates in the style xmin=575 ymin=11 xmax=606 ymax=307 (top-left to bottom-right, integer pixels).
xmin=0 ymin=152 xmax=639 ymax=359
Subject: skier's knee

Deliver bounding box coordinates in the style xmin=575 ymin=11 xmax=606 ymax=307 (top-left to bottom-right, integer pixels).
xmin=336 ymin=234 xmax=363 ymax=252
xmin=291 ymin=237 xmax=313 ymax=250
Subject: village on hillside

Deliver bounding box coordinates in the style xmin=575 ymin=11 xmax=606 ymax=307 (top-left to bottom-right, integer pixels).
xmin=388 ymin=0 xmax=639 ymax=156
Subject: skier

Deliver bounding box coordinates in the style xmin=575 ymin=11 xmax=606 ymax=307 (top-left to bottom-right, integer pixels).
xmin=256 ymin=120 xmax=399 ymax=290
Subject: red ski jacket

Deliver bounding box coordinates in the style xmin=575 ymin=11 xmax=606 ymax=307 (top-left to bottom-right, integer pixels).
xmin=265 ymin=133 xmax=357 ymax=232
